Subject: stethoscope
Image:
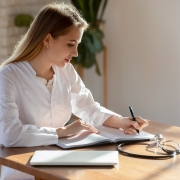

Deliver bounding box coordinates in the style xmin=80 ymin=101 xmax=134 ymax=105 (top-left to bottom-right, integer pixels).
xmin=117 ymin=134 xmax=180 ymax=159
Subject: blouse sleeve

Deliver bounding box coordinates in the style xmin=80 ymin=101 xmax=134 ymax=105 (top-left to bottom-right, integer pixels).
xmin=0 ymin=68 xmax=58 ymax=147
xmin=69 ymin=64 xmax=121 ymax=127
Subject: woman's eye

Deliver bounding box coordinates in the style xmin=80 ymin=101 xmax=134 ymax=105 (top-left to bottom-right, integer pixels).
xmin=68 ymin=44 xmax=74 ymax=47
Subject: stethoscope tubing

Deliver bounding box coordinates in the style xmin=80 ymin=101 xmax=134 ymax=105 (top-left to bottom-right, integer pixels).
xmin=117 ymin=139 xmax=180 ymax=159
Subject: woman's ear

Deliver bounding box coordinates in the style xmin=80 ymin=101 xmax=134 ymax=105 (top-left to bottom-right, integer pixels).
xmin=43 ymin=34 xmax=51 ymax=49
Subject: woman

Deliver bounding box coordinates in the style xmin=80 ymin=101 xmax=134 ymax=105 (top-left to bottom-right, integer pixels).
xmin=0 ymin=2 xmax=148 ymax=180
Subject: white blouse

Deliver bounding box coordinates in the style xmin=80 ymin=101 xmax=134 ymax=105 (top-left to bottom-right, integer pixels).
xmin=0 ymin=61 xmax=119 ymax=148
xmin=37 ymin=76 xmax=54 ymax=93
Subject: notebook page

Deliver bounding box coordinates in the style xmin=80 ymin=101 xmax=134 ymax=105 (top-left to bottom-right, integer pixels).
xmin=97 ymin=126 xmax=154 ymax=142
xmin=57 ymin=130 xmax=112 ymax=149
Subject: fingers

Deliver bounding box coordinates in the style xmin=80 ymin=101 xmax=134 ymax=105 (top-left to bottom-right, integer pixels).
xmin=124 ymin=127 xmax=137 ymax=134
xmin=129 ymin=116 xmax=149 ymax=130
xmin=125 ymin=117 xmax=148 ymax=134
xmin=135 ymin=116 xmax=149 ymax=128
xmin=63 ymin=119 xmax=99 ymax=137
xmin=80 ymin=121 xmax=99 ymax=133
xmin=72 ymin=119 xmax=99 ymax=133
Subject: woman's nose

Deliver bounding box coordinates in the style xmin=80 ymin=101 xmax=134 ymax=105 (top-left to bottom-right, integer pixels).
xmin=72 ymin=47 xmax=78 ymax=57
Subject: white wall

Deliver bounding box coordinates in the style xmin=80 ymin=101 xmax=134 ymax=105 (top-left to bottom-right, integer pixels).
xmin=84 ymin=0 xmax=180 ymax=126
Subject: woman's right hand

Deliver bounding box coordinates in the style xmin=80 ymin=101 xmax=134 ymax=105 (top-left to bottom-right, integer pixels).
xmin=56 ymin=119 xmax=99 ymax=138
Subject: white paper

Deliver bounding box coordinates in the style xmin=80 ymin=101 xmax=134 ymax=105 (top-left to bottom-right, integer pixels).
xmin=97 ymin=126 xmax=154 ymax=142
xmin=57 ymin=130 xmax=112 ymax=148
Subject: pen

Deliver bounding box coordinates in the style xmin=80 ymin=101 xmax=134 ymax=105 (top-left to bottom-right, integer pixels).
xmin=129 ymin=106 xmax=139 ymax=134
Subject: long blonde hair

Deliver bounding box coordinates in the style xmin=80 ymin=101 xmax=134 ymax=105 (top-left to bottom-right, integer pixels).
xmin=0 ymin=2 xmax=88 ymax=68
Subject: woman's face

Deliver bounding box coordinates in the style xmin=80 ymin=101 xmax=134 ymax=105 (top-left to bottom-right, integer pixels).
xmin=45 ymin=27 xmax=84 ymax=68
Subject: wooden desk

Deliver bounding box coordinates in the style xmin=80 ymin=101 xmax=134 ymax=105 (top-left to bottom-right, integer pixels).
xmin=0 ymin=121 xmax=180 ymax=180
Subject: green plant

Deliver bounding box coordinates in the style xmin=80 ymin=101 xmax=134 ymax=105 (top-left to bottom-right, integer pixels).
xmin=71 ymin=0 xmax=108 ymax=75
xmin=14 ymin=14 xmax=33 ymax=27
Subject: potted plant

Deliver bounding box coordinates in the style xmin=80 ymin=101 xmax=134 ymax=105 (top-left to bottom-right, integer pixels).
xmin=71 ymin=0 xmax=108 ymax=75
xmin=14 ymin=14 xmax=33 ymax=27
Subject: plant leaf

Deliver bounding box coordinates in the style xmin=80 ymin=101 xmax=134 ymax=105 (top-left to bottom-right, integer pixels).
xmin=99 ymin=0 xmax=108 ymax=20
xmin=89 ymin=0 xmax=95 ymax=22
xmin=71 ymin=0 xmax=88 ymax=20
xmin=95 ymin=60 xmax=101 ymax=75
xmin=93 ymin=0 xmax=102 ymax=22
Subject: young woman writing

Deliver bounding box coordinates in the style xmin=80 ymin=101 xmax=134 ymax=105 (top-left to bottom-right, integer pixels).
xmin=0 ymin=2 xmax=148 ymax=179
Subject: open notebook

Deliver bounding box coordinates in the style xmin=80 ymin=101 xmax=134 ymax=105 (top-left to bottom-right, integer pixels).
xmin=30 ymin=150 xmax=118 ymax=166
xmin=57 ymin=126 xmax=154 ymax=149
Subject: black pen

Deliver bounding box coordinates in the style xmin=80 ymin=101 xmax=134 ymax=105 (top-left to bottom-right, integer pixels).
xmin=129 ymin=106 xmax=139 ymax=134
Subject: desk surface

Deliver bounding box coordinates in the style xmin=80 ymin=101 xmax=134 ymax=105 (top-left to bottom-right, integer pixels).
xmin=0 ymin=121 xmax=180 ymax=180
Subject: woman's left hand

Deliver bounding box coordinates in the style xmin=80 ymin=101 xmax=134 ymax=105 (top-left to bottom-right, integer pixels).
xmin=102 ymin=115 xmax=149 ymax=134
